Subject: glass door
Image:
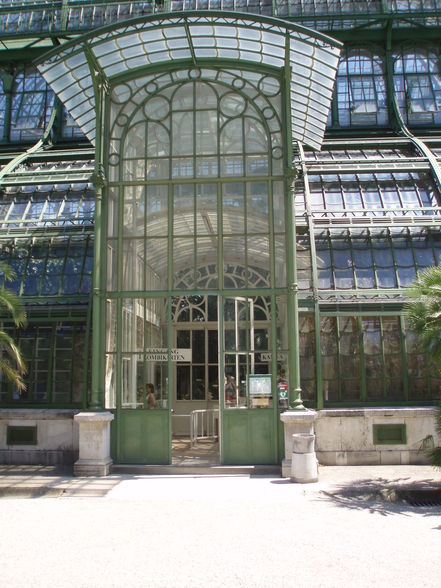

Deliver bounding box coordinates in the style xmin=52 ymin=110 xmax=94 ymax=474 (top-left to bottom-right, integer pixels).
xmin=222 ymin=295 xmax=278 ymax=464
xmin=172 ymin=295 xmax=220 ymax=461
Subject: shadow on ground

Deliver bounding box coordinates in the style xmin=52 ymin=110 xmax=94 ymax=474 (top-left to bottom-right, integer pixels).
xmin=316 ymin=477 xmax=441 ymax=524
xmin=0 ymin=465 xmax=121 ymax=499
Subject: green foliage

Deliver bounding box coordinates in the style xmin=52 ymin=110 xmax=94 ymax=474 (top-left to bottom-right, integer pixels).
xmin=426 ymin=405 xmax=441 ymax=469
xmin=0 ymin=262 xmax=26 ymax=391
xmin=406 ymin=265 xmax=441 ymax=363
xmin=406 ymin=265 xmax=441 ymax=468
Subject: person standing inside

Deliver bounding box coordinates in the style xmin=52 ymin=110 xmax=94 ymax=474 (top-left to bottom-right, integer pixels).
xmin=146 ymin=383 xmax=156 ymax=409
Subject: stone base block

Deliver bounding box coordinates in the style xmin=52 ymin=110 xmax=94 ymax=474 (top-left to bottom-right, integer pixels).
xmin=0 ymin=449 xmax=78 ymax=466
xmin=282 ymin=458 xmax=291 ymax=478
xmin=317 ymin=449 xmax=431 ymax=466
xmin=74 ymin=459 xmax=112 ymax=477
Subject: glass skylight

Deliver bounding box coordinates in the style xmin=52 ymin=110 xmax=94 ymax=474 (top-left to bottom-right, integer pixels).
xmin=37 ymin=13 xmax=341 ymax=150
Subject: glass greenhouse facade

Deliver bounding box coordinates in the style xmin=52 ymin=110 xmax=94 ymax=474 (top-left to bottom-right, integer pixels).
xmin=1 ymin=0 xmax=440 ymax=468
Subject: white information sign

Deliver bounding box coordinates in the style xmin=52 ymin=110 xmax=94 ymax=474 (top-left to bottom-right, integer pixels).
xmin=144 ymin=348 xmax=192 ymax=362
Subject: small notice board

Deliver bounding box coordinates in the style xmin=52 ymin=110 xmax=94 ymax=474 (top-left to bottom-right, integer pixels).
xmin=249 ymin=374 xmax=272 ymax=408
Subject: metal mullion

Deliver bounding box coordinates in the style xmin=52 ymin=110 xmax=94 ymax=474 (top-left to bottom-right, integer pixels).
xmin=29 ymin=327 xmax=38 ymax=401
xmin=67 ymin=322 xmax=76 ymax=404
xmin=142 ymin=297 xmax=148 ymax=402
xmin=387 ymin=226 xmax=401 ymax=290
xmin=412 ymin=174 xmax=425 ymax=209
xmin=106 ymin=287 xmax=288 ymax=299
xmin=205 ymin=326 xmax=209 ymax=404
xmin=348 ymin=232 xmax=357 ymax=291
xmin=115 ymin=296 xmax=122 ymax=460
xmin=47 ymin=323 xmax=56 ymax=404
xmin=20 ymin=199 xmax=32 ymax=229
xmin=108 ymin=173 xmax=284 ymax=189
xmin=143 ymin=185 xmax=148 ymax=294
xmin=359 ymin=315 xmax=366 ymax=403
xmin=407 ymin=226 xmax=419 ymax=279
xmin=82 ymin=293 xmax=92 ymax=410
xmin=3 ymin=199 xmax=13 ymax=224
xmin=378 ymin=317 xmax=387 ymax=400
xmin=193 ymin=184 xmax=197 ymax=289
xmin=244 ymin=180 xmax=248 ymax=289
xmin=372 ymin=67 xmax=381 ymax=122
xmin=58 ymin=236 xmax=71 ymax=296
xmin=77 ymin=235 xmax=89 ymax=296
xmin=398 ymin=314 xmax=409 ymax=402
xmin=166 ymin=296 xmax=172 ymax=462
xmin=373 ymin=169 xmax=385 ymax=210
xmin=427 ymin=66 xmax=438 ymax=111
xmin=218 ymin=292 xmax=224 ymax=461
xmin=335 ymin=316 xmax=342 ymax=403
xmin=368 ymin=232 xmax=380 ymax=290
xmin=268 ymin=179 xmax=275 ymax=291
xmin=39 ymin=196 xmax=49 ymax=226
xmin=327 ymin=231 xmax=337 ymax=293
xmin=298 ymin=142 xmax=322 ymax=409
xmin=192 ymin=79 xmax=197 ymax=184
xmin=270 ymin=291 xmax=279 ymax=459
xmin=36 ymin=237 xmax=51 ymax=296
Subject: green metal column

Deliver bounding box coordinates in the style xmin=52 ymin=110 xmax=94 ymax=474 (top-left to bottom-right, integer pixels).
xmin=283 ymin=35 xmax=303 ymax=409
xmin=297 ymin=142 xmax=323 ymax=409
xmin=0 ymin=70 xmax=13 ymax=143
xmin=89 ymin=65 xmax=108 ymax=411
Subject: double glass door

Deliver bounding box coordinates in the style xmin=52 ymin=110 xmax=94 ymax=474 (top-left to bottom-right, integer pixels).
xmin=111 ymin=293 xmax=284 ymax=464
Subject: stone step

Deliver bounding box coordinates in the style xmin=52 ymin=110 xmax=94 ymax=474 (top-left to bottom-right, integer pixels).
xmin=111 ymin=464 xmax=281 ymax=476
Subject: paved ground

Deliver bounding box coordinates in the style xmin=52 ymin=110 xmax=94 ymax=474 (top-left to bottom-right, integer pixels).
xmin=0 ymin=465 xmax=440 ymax=587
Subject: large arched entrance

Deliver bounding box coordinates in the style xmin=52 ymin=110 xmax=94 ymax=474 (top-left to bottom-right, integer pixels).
xmin=105 ymin=68 xmax=288 ymax=464
xmin=36 ymin=12 xmax=341 ymax=466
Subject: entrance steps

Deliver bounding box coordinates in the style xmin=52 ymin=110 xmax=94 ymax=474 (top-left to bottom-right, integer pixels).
xmin=111 ymin=464 xmax=281 ymax=476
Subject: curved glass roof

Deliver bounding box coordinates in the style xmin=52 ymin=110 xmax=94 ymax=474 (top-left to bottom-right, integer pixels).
xmin=36 ymin=12 xmax=342 ymax=150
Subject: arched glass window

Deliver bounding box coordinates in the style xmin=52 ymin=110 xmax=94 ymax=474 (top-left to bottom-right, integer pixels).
xmin=393 ymin=46 xmax=441 ymax=126
xmin=332 ymin=48 xmax=388 ymax=127
xmin=107 ymin=67 xmax=285 ymax=293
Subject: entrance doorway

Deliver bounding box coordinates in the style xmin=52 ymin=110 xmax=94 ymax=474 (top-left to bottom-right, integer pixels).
xmin=105 ymin=66 xmax=289 ymax=466
xmin=170 ymin=292 xmax=279 ymax=464
xmin=172 ymin=295 xmax=220 ymax=464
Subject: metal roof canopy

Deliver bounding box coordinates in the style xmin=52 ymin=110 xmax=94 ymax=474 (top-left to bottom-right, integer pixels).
xmin=36 ymin=11 xmax=342 ymax=150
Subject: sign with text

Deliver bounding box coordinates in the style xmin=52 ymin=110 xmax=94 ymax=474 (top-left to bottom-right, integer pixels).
xmin=259 ymin=352 xmax=287 ymax=362
xmin=145 ymin=348 xmax=192 ymax=362
xmin=249 ymin=374 xmax=272 ymax=398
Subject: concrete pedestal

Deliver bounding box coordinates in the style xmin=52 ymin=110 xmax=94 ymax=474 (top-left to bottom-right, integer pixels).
xmin=291 ymin=433 xmax=318 ymax=483
xmin=74 ymin=412 xmax=114 ymax=476
xmin=280 ymin=410 xmax=317 ymax=478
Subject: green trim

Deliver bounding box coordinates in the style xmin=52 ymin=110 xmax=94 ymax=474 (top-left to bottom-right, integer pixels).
xmin=373 ymin=423 xmax=407 ymax=445
xmin=34 ymin=11 xmax=342 ymax=66
xmin=6 ymin=425 xmax=37 ymax=446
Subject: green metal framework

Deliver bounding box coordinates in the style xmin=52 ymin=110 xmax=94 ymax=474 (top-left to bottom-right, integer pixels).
xmin=0 ymin=2 xmax=441 ymax=424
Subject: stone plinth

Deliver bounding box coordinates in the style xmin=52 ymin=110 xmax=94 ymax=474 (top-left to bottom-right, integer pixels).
xmin=291 ymin=433 xmax=318 ymax=483
xmin=280 ymin=410 xmax=317 ymax=478
xmin=74 ymin=412 xmax=114 ymax=476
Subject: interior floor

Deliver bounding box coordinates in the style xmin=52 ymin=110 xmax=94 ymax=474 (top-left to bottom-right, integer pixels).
xmin=172 ymin=437 xmax=220 ymax=466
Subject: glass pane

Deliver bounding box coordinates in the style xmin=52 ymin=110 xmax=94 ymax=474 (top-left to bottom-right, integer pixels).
xmin=192 ymin=365 xmax=205 ymax=400
xmin=192 ymin=330 xmax=205 ymax=363
xmin=177 ymin=365 xmax=191 ymax=400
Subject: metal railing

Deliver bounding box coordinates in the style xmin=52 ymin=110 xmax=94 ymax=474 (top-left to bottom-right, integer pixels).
xmin=190 ymin=409 xmax=219 ymax=447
